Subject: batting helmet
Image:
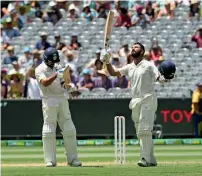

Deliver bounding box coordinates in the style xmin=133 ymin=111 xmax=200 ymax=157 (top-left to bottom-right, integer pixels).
xmin=43 ymin=47 xmax=60 ymax=66
xmin=158 ymin=60 xmax=176 ymax=79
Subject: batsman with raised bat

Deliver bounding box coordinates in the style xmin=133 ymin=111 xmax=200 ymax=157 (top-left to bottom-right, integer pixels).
xmin=101 ymin=16 xmax=176 ymax=166
xmin=35 ymin=47 xmax=82 ymax=167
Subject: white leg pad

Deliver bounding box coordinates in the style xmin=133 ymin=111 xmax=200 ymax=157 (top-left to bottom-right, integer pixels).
xmin=135 ymin=122 xmax=139 ymax=135
xmin=137 ymin=103 xmax=154 ymax=163
xmin=58 ymin=118 xmax=78 ymax=163
xmin=62 ymin=130 xmax=78 ymax=163
xmin=42 ymin=123 xmax=57 ymax=165
xmin=150 ymin=142 xmax=156 ymax=163
xmin=138 ymin=131 xmax=152 ymax=163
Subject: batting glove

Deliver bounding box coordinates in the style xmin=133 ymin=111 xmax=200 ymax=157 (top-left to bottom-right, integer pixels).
xmin=67 ymin=83 xmax=76 ymax=93
xmin=100 ymin=49 xmax=111 ymax=64
xmin=61 ymin=82 xmax=76 ymax=92
xmin=158 ymin=74 xmax=169 ymax=84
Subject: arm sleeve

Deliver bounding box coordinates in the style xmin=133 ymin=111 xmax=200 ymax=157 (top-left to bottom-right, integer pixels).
xmin=192 ymin=91 xmax=199 ymax=103
xmin=149 ymin=63 xmax=159 ymax=81
xmin=35 ymin=68 xmax=46 ymax=83
xmin=118 ymin=65 xmax=129 ymax=77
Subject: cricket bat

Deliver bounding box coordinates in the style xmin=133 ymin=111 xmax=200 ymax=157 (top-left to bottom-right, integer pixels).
xmin=63 ymin=65 xmax=71 ymax=89
xmin=63 ymin=65 xmax=73 ymax=99
xmin=103 ymin=10 xmax=114 ymax=69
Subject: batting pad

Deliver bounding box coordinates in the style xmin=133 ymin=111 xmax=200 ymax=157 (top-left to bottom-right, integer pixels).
xmin=137 ymin=103 xmax=154 ymax=163
xmin=42 ymin=123 xmax=57 ymax=164
xmin=58 ymin=118 xmax=78 ymax=163
xmin=150 ymin=142 xmax=156 ymax=163
xmin=139 ymin=132 xmax=152 ymax=163
xmin=62 ymin=130 xmax=78 ymax=163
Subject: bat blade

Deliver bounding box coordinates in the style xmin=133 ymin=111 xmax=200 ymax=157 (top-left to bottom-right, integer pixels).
xmin=104 ymin=11 xmax=114 ymax=49
xmin=102 ymin=11 xmax=114 ymax=69
xmin=63 ymin=66 xmax=71 ymax=89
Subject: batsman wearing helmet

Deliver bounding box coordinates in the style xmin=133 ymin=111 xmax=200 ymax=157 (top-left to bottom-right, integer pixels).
xmin=100 ymin=43 xmax=175 ymax=167
xmin=35 ymin=47 xmax=82 ymax=167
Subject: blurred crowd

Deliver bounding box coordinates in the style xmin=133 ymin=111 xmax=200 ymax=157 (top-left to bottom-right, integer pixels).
xmin=1 ymin=0 xmax=202 ymax=99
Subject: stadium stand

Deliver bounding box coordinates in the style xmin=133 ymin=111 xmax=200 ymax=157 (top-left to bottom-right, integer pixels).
xmin=1 ymin=0 xmax=202 ymax=99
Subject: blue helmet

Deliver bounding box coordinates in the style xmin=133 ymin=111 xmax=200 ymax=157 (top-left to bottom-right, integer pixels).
xmin=158 ymin=60 xmax=176 ymax=79
xmin=43 ymin=47 xmax=60 ymax=67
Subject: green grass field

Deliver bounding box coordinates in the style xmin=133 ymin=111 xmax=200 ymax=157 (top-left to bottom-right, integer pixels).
xmin=1 ymin=145 xmax=202 ymax=176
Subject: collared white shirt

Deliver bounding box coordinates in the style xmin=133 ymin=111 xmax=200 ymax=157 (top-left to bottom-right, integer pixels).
xmin=118 ymin=59 xmax=159 ymax=98
xmin=35 ymin=62 xmax=64 ymax=98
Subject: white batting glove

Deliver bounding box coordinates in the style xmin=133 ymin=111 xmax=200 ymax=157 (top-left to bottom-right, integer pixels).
xmin=61 ymin=82 xmax=76 ymax=92
xmin=158 ymin=74 xmax=169 ymax=83
xmin=67 ymin=83 xmax=76 ymax=93
xmin=56 ymin=68 xmax=66 ymax=87
xmin=100 ymin=49 xmax=111 ymax=64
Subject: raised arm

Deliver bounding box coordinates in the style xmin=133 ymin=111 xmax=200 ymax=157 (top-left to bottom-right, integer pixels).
xmin=100 ymin=49 xmax=122 ymax=77
xmin=106 ymin=64 xmax=121 ymax=77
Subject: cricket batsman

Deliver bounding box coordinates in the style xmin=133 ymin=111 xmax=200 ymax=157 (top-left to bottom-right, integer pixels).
xmin=100 ymin=43 xmax=176 ymax=167
xmin=35 ymin=47 xmax=82 ymax=167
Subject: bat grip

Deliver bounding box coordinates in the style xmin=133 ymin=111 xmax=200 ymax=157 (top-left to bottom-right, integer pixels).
xmin=102 ymin=46 xmax=108 ymax=69
xmin=102 ymin=42 xmax=110 ymax=69
xmin=105 ymin=41 xmax=109 ymax=50
xmin=102 ymin=63 xmax=106 ymax=69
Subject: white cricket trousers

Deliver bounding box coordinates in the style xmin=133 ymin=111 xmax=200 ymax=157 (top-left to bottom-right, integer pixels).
xmin=130 ymin=94 xmax=157 ymax=163
xmin=42 ymin=97 xmax=78 ymax=165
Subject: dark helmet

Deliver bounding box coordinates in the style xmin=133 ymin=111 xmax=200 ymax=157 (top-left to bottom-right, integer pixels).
xmin=43 ymin=47 xmax=60 ymax=67
xmin=158 ymin=60 xmax=176 ymax=79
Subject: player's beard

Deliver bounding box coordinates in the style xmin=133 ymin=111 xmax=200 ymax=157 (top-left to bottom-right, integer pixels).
xmin=131 ymin=50 xmax=142 ymax=58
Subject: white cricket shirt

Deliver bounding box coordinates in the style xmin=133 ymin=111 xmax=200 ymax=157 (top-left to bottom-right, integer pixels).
xmin=35 ymin=62 xmax=64 ymax=98
xmin=118 ymin=59 xmax=159 ymax=98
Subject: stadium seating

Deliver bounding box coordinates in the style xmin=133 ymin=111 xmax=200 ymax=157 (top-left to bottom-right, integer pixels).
xmin=1 ymin=3 xmax=202 ymax=99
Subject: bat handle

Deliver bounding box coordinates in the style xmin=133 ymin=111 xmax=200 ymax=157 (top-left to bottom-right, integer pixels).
xmin=105 ymin=40 xmax=109 ymax=50
xmin=102 ymin=62 xmax=106 ymax=69
xmin=102 ymin=45 xmax=109 ymax=69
